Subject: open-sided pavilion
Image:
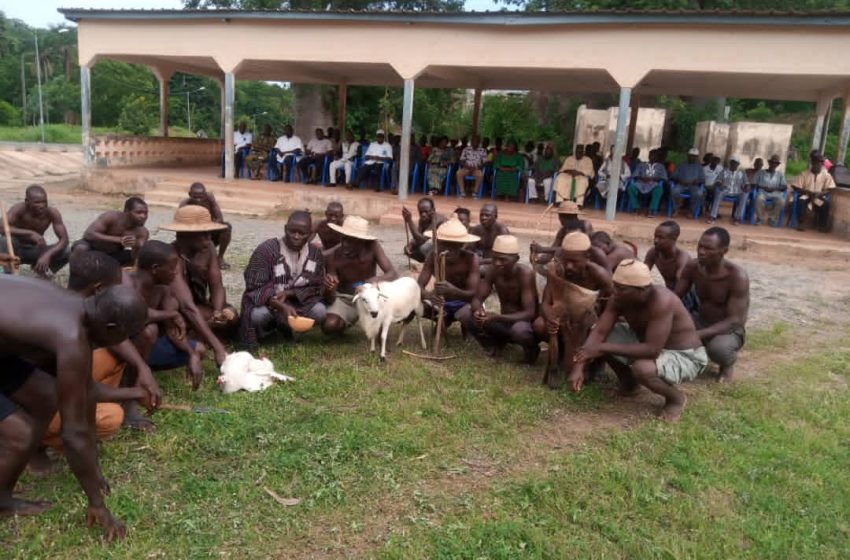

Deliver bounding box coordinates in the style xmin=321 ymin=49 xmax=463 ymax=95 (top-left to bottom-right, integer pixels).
xmin=61 ymin=8 xmax=850 ymax=221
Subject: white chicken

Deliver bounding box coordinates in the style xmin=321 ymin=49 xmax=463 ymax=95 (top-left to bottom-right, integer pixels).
xmin=216 ymin=351 xmax=294 ymax=394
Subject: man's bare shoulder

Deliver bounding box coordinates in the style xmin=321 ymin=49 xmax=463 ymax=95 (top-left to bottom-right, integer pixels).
xmin=724 ymin=259 xmax=749 ymax=284
xmin=47 ymin=206 xmax=64 ymax=222
xmin=469 ymin=224 xmax=484 ymax=235
xmin=178 ymin=198 xmax=191 ymax=208
xmin=7 ymin=201 xmax=26 ymax=219
xmin=496 ymin=223 xmax=510 ymax=234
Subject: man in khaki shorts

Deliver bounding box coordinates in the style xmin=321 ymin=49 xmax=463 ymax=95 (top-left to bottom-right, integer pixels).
xmin=571 ymin=259 xmax=707 ymax=422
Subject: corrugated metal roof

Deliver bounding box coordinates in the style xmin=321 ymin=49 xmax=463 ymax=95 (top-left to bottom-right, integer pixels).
xmin=58 ymin=7 xmax=850 ymax=26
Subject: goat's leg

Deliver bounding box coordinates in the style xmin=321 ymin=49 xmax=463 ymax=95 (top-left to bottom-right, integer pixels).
xmin=369 ymin=335 xmax=376 ymax=353
xmin=396 ymin=319 xmax=407 ymax=347
xmin=380 ymin=320 xmax=390 ymax=361
xmin=416 ymin=312 xmax=427 ymax=350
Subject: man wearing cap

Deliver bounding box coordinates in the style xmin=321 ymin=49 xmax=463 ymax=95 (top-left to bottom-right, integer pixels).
xmin=469 ymin=204 xmax=510 ymax=272
xmin=790 ymin=150 xmax=835 ymax=232
xmin=402 ymin=197 xmax=447 ymax=263
xmin=273 ymin=124 xmax=304 ymax=182
xmin=553 ymin=144 xmax=595 ymax=205
xmin=240 ymin=211 xmax=326 ymax=349
xmin=311 ymin=202 xmax=345 ymax=252
xmin=350 ymin=129 xmax=393 ymax=190
xmin=417 ymin=216 xmax=480 ymax=327
xmin=322 ymin=216 xmax=398 ymax=335
xmin=628 ymin=149 xmax=668 ymax=217
xmin=464 ymin=235 xmax=540 ymax=363
xmin=531 ymin=201 xmax=610 ymax=271
xmin=179 ymin=182 xmax=232 ymax=269
xmin=675 ymin=227 xmax=749 ymax=382
xmin=752 ymin=154 xmax=788 ymax=226
xmin=533 ymin=231 xmax=612 ymax=389
xmin=572 ymin=259 xmax=708 ymax=422
xmin=161 ymin=205 xmax=240 ymax=339
xmin=670 ymin=149 xmax=706 ymax=217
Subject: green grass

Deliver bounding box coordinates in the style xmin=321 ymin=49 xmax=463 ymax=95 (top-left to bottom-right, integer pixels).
xmin=0 ymin=125 xmax=199 ymax=144
xmin=2 ymin=324 xmax=849 ymax=558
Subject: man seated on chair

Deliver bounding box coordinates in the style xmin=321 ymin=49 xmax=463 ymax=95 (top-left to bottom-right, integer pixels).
xmin=455 ymin=135 xmax=488 ymax=198
xmin=426 ymin=136 xmax=454 ymax=196
xmin=240 ymin=211 xmax=327 ymax=350
xmin=595 ymin=145 xmax=630 ymax=201
xmin=72 ymin=197 xmax=149 ymax=267
xmin=790 ymin=150 xmax=835 ymax=232
xmin=571 ymin=259 xmax=708 ymax=422
xmin=322 ymin=216 xmax=398 ymax=335
xmin=1 ymin=185 xmax=70 ymax=277
xmin=417 ymin=216 xmax=480 ymax=328
xmin=628 ymin=149 xmax=667 ymax=217
xmin=329 ymin=130 xmax=359 ymax=187
xmin=179 ymin=182 xmax=232 ymax=269
xmin=753 ymin=154 xmax=788 ymax=226
xmin=702 ymin=154 xmax=724 ymax=211
xmin=350 ymin=129 xmax=393 ymax=190
xmin=670 ymin=148 xmax=705 ymax=217
xmin=311 ymin=201 xmax=345 ymax=252
xmin=402 ymin=197 xmax=447 ymax=263
xmin=273 ymin=124 xmax=304 ymax=182
xmin=245 ymin=124 xmax=276 ymax=180
xmin=462 ymin=235 xmax=539 ymax=364
xmin=469 ymin=203 xmax=510 ymax=273
xmin=296 ymin=128 xmax=334 ymax=184
xmin=528 ymin=143 xmax=560 ymax=202
xmin=706 ymin=155 xmax=747 ymax=225
xmin=590 ymin=231 xmax=635 ymax=271
xmin=675 ymin=227 xmax=749 ymax=382
xmin=554 ymin=144 xmax=594 ymax=205
xmin=232 ymin=121 xmax=252 ymax=178
xmin=644 ymin=220 xmax=690 ymax=290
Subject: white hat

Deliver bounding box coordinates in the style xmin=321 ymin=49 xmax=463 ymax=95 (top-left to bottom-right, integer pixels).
xmin=612 ymin=259 xmax=652 ymax=287
xmin=376 ymin=129 xmax=386 ymax=136
xmin=425 ymin=217 xmax=480 ymax=243
xmin=492 ymin=235 xmax=519 ymax=255
xmin=730 ymin=154 xmax=741 ymax=163
xmin=327 ymin=215 xmax=376 ymax=241
xmin=688 ymin=148 xmax=700 ymax=156
xmin=561 ymin=231 xmax=591 ymax=252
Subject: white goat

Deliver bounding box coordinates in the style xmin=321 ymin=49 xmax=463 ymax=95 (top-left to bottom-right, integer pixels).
xmin=352 ymin=277 xmax=427 ymax=361
xmin=217 ymin=351 xmax=295 ymax=394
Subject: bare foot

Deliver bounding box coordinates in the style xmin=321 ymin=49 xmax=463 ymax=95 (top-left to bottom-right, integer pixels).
xmin=27 ymin=448 xmax=57 ymax=476
xmin=717 ymin=365 xmax=736 ymax=383
xmin=122 ymin=407 xmax=156 ymax=432
xmin=604 ymin=385 xmax=642 ymax=398
xmin=659 ymin=395 xmax=687 ymax=422
xmin=0 ymin=497 xmax=53 ymax=517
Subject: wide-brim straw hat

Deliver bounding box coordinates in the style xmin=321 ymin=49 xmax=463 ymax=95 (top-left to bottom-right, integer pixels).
xmin=327 ymin=215 xmax=376 ymax=240
xmin=557 ymin=201 xmax=584 ymax=215
xmin=425 ymin=217 xmax=480 ymax=243
xmin=160 ymin=205 xmax=228 ymax=232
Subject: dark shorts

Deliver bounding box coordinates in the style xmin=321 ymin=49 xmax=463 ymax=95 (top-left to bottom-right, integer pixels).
xmin=0 ymin=356 xmax=37 ymax=420
xmin=148 ymin=337 xmax=198 ymax=371
xmin=72 ymin=240 xmax=135 ymax=267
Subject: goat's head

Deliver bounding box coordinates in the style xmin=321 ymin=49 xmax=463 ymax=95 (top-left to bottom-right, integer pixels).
xmin=352 ymin=282 xmax=386 ymax=318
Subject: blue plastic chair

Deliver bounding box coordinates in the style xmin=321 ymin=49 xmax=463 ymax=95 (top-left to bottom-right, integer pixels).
xmin=749 ymin=188 xmax=786 ymax=226
xmin=667 ymin=181 xmax=704 ymax=219
xmin=491 ymin=168 xmax=523 ymax=201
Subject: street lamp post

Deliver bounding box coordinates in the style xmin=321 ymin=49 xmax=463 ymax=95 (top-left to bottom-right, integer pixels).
xmin=34 ymin=31 xmax=45 ymax=143
xmin=185 ymin=86 xmax=205 ymax=132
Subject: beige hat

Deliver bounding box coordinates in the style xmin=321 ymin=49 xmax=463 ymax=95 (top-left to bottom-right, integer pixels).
xmin=557 ymin=201 xmax=584 ymax=215
xmin=613 ymin=259 xmax=652 ymax=287
xmin=425 ymin=217 xmax=481 ymax=243
xmin=561 ymin=231 xmax=591 ymax=252
xmin=160 ymin=205 xmax=228 ymax=232
xmin=492 ymin=234 xmax=519 ymax=255
xmin=688 ymin=147 xmax=700 ymax=156
xmin=288 ymin=315 xmax=315 ymax=332
xmin=327 ymin=215 xmax=376 ymax=240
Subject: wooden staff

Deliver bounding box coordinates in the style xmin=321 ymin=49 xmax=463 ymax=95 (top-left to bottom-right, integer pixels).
xmin=402 ymin=210 xmax=413 ymax=270
xmin=0 ymin=201 xmax=19 ymax=275
xmin=433 ymin=251 xmax=447 ymax=355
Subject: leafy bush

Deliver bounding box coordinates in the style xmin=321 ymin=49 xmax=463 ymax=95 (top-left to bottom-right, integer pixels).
xmin=118 ymin=94 xmax=156 ymax=135
xmin=0 ymin=100 xmax=20 ymax=126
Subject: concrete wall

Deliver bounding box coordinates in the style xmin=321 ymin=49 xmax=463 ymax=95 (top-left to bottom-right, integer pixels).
xmin=573 ymin=106 xmax=610 ymax=151
xmin=694 ymin=121 xmax=729 ymax=160
xmin=93 ymin=136 xmax=223 ymax=168
xmin=574 ymin=105 xmax=666 ymax=160
xmin=694 ymin=121 xmax=792 ymax=172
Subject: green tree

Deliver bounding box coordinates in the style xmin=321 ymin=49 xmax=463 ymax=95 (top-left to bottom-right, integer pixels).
xmin=0 ymin=99 xmax=20 ymax=125
xmin=118 ymin=94 xmax=157 ymax=135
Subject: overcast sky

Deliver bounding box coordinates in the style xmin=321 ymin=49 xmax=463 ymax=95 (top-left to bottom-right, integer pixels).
xmin=0 ymin=0 xmax=507 ymax=29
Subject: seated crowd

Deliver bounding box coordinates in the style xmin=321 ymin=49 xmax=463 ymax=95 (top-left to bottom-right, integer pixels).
xmin=2 ymin=174 xmax=753 ymax=537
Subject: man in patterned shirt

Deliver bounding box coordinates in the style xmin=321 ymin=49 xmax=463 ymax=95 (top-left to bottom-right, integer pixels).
xmin=753 ymin=154 xmax=788 ymax=226
xmin=455 ymin=135 xmax=488 ymax=197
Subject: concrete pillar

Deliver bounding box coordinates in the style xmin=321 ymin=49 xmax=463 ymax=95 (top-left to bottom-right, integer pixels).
xmin=820 ymin=98 xmax=833 ymax=155
xmin=398 ymin=78 xmax=415 ymax=201
xmin=223 ymin=72 xmax=235 ymax=180
xmin=158 ymin=76 xmax=169 ymax=137
xmin=626 ymin=94 xmax=639 ymax=155
xmin=471 ymin=88 xmax=482 ymax=135
xmin=606 ymin=87 xmax=631 ymax=222
xmin=337 ymin=82 xmax=347 ymax=133
xmin=837 ymin=93 xmax=850 ymax=165
xmin=80 ymin=64 xmax=93 ymax=168
xmin=812 ymin=97 xmax=832 ymax=153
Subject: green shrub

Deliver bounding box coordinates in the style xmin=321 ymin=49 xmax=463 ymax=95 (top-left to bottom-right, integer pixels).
xmin=118 ymin=94 xmax=156 ymax=135
xmin=0 ymin=100 xmax=21 ymax=126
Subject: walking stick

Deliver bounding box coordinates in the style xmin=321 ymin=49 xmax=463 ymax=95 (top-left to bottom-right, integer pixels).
xmin=0 ymin=202 xmax=20 ymax=275
xmin=402 ymin=212 xmax=413 ymax=271
xmin=433 ymin=251 xmax=447 ymax=355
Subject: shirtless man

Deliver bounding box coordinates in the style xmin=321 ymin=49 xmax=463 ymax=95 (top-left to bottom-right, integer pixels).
xmin=463 ymin=235 xmax=539 ymax=363
xmin=533 ymin=231 xmax=613 ymax=389
xmin=311 ymin=201 xmax=345 ymax=251
xmin=675 ymin=227 xmax=749 ymax=382
xmin=469 ymin=203 xmax=510 ymax=270
xmin=531 ymin=202 xmax=608 ymax=271
xmin=180 ymin=182 xmax=232 ymax=269
xmin=572 ymin=259 xmax=708 ymax=422
xmin=417 ymin=216 xmax=480 ymax=327
xmin=1 ymin=185 xmax=70 ymax=276
xmin=322 ymin=215 xmax=398 ymax=334
xmin=402 ymin=197 xmax=447 ymax=263
xmin=590 ymin=231 xmax=635 ymax=271
xmin=644 ymin=220 xmax=690 ymax=290
xmin=0 ymin=276 xmax=147 ymax=540
xmin=161 ymin=206 xmax=239 ymax=336
xmin=73 ymin=196 xmax=149 ymax=267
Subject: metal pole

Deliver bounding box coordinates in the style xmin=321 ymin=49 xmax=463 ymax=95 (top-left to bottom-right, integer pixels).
xmin=837 ymin=94 xmax=850 ymax=165
xmin=186 ymin=91 xmax=191 ymax=132
xmin=80 ymin=65 xmax=92 ymax=167
xmin=398 ymin=78 xmax=415 ymax=201
xmin=812 ymin=97 xmax=831 ymax=153
xmin=820 ymin=98 xmax=833 ymax=155
xmin=159 ymin=76 xmax=169 ymax=137
xmin=606 ymin=87 xmax=631 ymax=222
xmin=20 ymin=54 xmax=26 ymax=126
xmin=34 ymin=31 xmax=45 ymax=143
xmin=223 ymin=72 xmax=235 ymax=180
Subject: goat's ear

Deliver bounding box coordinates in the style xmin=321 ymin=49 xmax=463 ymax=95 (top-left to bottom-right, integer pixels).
xmin=352 ymin=294 xmax=360 ymax=303
xmin=378 ymin=293 xmax=389 ymax=300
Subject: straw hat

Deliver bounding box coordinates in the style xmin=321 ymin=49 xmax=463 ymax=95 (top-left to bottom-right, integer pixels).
xmin=613 ymin=259 xmax=652 ymax=287
xmin=492 ymin=235 xmax=519 ymax=255
xmin=561 ymin=231 xmax=591 ymax=252
xmin=160 ymin=205 xmax=228 ymax=232
xmin=288 ymin=315 xmax=315 ymax=332
xmin=425 ymin=217 xmax=480 ymax=243
xmin=557 ymin=201 xmax=584 ymax=215
xmin=327 ymin=215 xmax=376 ymax=240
